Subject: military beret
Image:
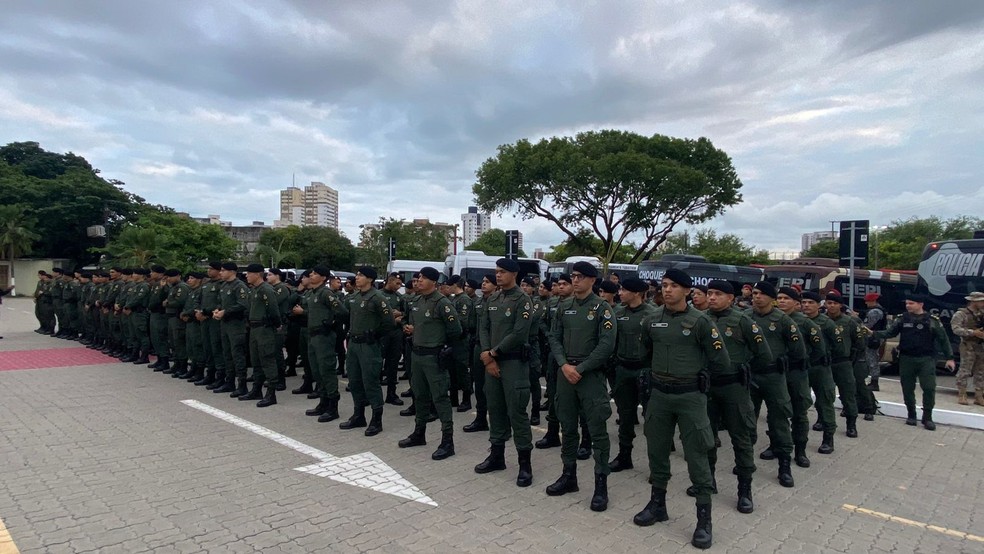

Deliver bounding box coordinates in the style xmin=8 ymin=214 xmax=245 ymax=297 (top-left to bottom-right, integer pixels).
xmin=907 ymin=292 xmax=927 ymax=303
xmin=599 ymin=281 xmax=619 ymax=294
xmin=357 ymin=266 xmax=378 ymax=280
xmin=496 ymin=258 xmax=520 ymax=272
xmin=864 ymin=292 xmax=881 ymax=302
xmin=52 ymin=267 xmax=64 ymax=274
xmin=693 ymin=284 xmax=708 ymax=294
xmin=663 ymin=268 xmax=693 ymax=288
xmin=465 ymin=279 xmax=480 ymax=290
xmin=447 ymin=275 xmax=463 ymax=286
xmin=620 ymin=277 xmax=648 ymax=293
xmin=208 ymin=261 xmax=223 ymax=270
xmin=801 ymin=291 xmax=822 ymax=302
xmin=522 ymin=276 xmax=538 ymax=287
xmin=133 ymin=268 xmax=150 ymax=276
xmin=121 ymin=268 xmax=133 ymax=275
xmin=221 ymin=262 xmax=238 ymax=271
xmin=188 ymin=271 xmax=205 ymax=280
xmin=300 ymin=270 xmax=312 ymax=278
xmin=825 ymin=293 xmax=846 ymax=305
xmin=556 ymin=273 xmax=573 ymax=284
xmin=164 ymin=268 xmax=181 ymax=277
xmin=418 ymin=266 xmax=441 ymax=282
xmin=482 ymin=272 xmax=496 ymax=284
xmin=311 ymin=265 xmax=330 ymax=277
xmin=753 ymin=281 xmax=777 ymax=298
xmin=245 ymin=263 xmax=265 ymax=273
xmin=268 ymin=268 xmax=283 ymax=277
xmin=707 ymin=280 xmax=734 ymax=295
xmin=81 ymin=272 xmax=93 ymax=279
xmin=37 ymin=269 xmax=46 ymax=275
xmin=346 ymin=275 xmax=356 ymax=284
xmin=412 ymin=272 xmax=421 ymax=279
xmin=388 ymin=272 xmax=401 ymax=280
xmin=150 ymin=265 xmax=166 ymax=274
xmin=571 ymin=261 xmax=598 ymax=278
xmin=540 ymin=279 xmax=553 ymax=291
xmin=110 ymin=266 xmax=123 ymax=273
xmin=778 ymin=286 xmax=801 ymax=301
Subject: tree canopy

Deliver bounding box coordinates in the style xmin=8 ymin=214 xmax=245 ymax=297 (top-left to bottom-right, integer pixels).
xmin=801 ymin=239 xmax=839 ymax=259
xmin=473 ymin=130 xmax=742 ymax=266
xmin=464 ymin=228 xmax=527 ymax=257
xmin=358 ymin=218 xmax=451 ymax=269
xmin=258 ymin=225 xmax=357 ymax=271
xmin=658 ymin=229 xmax=770 ymax=266
xmin=100 ymin=210 xmax=238 ymax=272
xmin=871 ymin=216 xmax=983 ymax=269
xmin=545 ymin=228 xmax=636 ymax=263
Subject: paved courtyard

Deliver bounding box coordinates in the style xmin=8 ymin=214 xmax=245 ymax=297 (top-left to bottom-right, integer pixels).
xmin=1 ymin=297 xmax=982 ymax=553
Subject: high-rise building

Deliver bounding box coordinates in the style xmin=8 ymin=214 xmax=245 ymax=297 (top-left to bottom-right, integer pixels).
xmin=279 ymin=187 xmax=304 ymax=226
xmin=461 ymin=206 xmax=491 ymax=247
xmin=303 ymin=182 xmax=339 ymax=229
xmin=801 ymin=230 xmax=839 ymax=252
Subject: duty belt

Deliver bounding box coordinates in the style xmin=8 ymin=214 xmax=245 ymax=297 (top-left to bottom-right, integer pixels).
xmin=413 ymin=345 xmax=443 ymax=356
xmin=496 ymin=351 xmax=525 ymax=362
xmin=651 ymin=379 xmax=701 ymax=394
xmin=617 ymin=358 xmax=648 ymax=370
xmin=249 ymin=320 xmax=273 ymax=328
xmin=831 ymin=356 xmax=850 ymax=364
xmin=753 ymin=362 xmax=783 ymax=375
xmin=349 ymin=332 xmax=377 ymax=344
xmin=710 ymin=373 xmax=743 ymax=387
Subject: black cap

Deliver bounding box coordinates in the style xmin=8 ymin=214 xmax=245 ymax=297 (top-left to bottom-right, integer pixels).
xmin=221 ymin=262 xmax=238 ymax=271
xmin=419 ymin=266 xmax=441 ymax=282
xmin=52 ymin=267 xmax=64 ymax=274
xmin=571 ymin=261 xmax=598 ymax=278
xmin=80 ymin=272 xmax=92 ymax=279
xmin=245 ymin=264 xmax=265 ymax=273
xmin=753 ymin=281 xmax=777 ymax=299
xmin=693 ymin=284 xmax=708 ymax=294
xmin=620 ymin=277 xmax=648 ymax=293
xmin=133 ymin=268 xmax=150 ymax=276
xmin=188 ymin=271 xmax=205 ymax=279
xmin=150 ymin=265 xmax=166 ymax=274
xmin=778 ymin=286 xmax=801 ymax=301
xmin=540 ymin=280 xmax=553 ymax=291
xmin=496 ymin=258 xmax=520 ymax=272
xmin=599 ymin=281 xmax=619 ymax=294
xmin=164 ymin=268 xmax=181 ymax=277
xmin=557 ymin=273 xmax=573 ymax=284
xmin=447 ymin=275 xmax=463 ymax=287
xmin=311 ymin=265 xmax=330 ymax=277
xmin=662 ymin=268 xmax=693 ymax=288
xmin=110 ymin=266 xmax=123 ymax=273
xmin=801 ymin=291 xmax=822 ymax=302
xmin=208 ymin=261 xmax=223 ymax=270
xmin=825 ymin=293 xmax=846 ymax=305
xmin=357 ymin=266 xmax=378 ymax=280
xmin=121 ymin=268 xmax=133 ymax=275
xmin=907 ymin=292 xmax=927 ymax=303
xmin=269 ymin=268 xmax=283 ymax=277
xmin=300 ymin=269 xmax=312 ymax=278
xmin=465 ymin=279 xmax=479 ymax=290
xmin=707 ymin=280 xmax=734 ymax=295
xmin=346 ymin=275 xmax=356 ymax=284
xmin=482 ymin=272 xmax=496 ymax=284
xmin=522 ymin=276 xmax=537 ymax=287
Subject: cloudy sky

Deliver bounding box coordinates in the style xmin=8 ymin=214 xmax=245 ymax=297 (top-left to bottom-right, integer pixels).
xmin=2 ymin=0 xmax=983 ymax=255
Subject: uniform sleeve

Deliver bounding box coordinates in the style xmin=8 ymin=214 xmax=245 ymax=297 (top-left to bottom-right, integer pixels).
xmin=374 ymin=292 xmax=397 ymax=332
xmin=743 ymin=316 xmax=774 ymax=372
xmin=478 ymin=298 xmax=492 ymax=351
xmin=224 ymin=283 xmax=248 ymax=315
xmin=125 ymin=284 xmax=149 ymax=309
xmin=181 ymin=290 xmax=198 ymax=318
xmin=783 ymin=316 xmax=806 ymax=362
xmin=699 ymin=317 xmax=732 ymax=374
xmin=576 ymin=302 xmax=617 ymax=375
xmin=265 ymin=288 xmax=282 ymax=326
xmin=494 ymin=294 xmax=532 ymax=355
xmin=806 ymin=320 xmax=828 ymax=359
xmin=873 ymin=317 xmax=902 ymax=340
xmin=950 ymin=310 xmax=975 ymax=337
xmin=439 ymin=298 xmax=462 ymax=341
xmin=549 ymin=302 xmax=569 ymax=367
xmin=934 ymin=319 xmax=954 ymax=358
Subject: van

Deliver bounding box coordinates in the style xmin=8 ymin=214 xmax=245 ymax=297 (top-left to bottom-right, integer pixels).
xmin=444 ymin=251 xmax=546 ymax=283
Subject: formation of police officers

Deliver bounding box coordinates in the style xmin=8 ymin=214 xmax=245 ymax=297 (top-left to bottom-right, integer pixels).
xmin=30 ymin=258 xmax=961 ymax=550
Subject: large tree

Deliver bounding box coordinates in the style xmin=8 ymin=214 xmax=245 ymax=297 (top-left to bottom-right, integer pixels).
xmin=464 ymin=228 xmax=527 ymax=257
xmin=473 ymin=130 xmax=742 ymax=266
xmin=0 ymin=204 xmax=41 ymax=293
xmin=358 ymin=218 xmax=452 ymax=269
xmin=100 ymin=210 xmax=238 ymax=272
xmin=801 ymin=239 xmax=839 ymax=260
xmin=545 ymin=228 xmax=636 ymax=263
xmin=258 ymin=225 xmax=357 ymax=271
xmin=658 ymin=229 xmax=769 ymax=266
xmin=871 ymin=216 xmax=983 ymax=269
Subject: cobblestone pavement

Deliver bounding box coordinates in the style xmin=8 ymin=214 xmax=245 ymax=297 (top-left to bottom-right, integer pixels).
xmin=1 ymin=298 xmax=983 ymax=553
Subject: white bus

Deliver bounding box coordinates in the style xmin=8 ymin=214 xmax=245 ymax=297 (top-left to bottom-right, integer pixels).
xmin=546 ymin=256 xmax=638 ymax=281
xmin=386 ymin=259 xmax=447 ymax=285
xmin=444 ymin=251 xmax=547 ymax=283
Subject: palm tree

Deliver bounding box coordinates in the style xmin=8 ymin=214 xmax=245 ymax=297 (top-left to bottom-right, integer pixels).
xmin=0 ymin=205 xmax=41 ymax=295
xmin=102 ymin=226 xmax=168 ymax=267
xmin=253 ymin=237 xmax=300 ymax=269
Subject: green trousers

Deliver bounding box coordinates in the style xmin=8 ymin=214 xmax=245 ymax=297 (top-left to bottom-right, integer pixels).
xmin=168 ymin=316 xmax=187 ymax=364
xmin=347 ymin=341 xmax=384 ymax=410
xmin=132 ymin=312 xmax=150 ymax=352
xmin=411 ymin=352 xmax=454 ymax=432
xmin=150 ymin=313 xmax=170 ymax=359
xmin=808 ymin=364 xmax=837 ymax=433
xmin=308 ymin=332 xmax=339 ymax=400
xmin=830 ymin=361 xmax=859 ymax=418
xmin=203 ymin=318 xmax=224 ymax=372
xmin=706 ymin=381 xmax=757 ymax=479
xmin=220 ymin=319 xmax=248 ymax=382
xmin=786 ymin=368 xmax=814 ymax=447
xmin=900 ymin=355 xmax=936 ymax=420
xmin=485 ymin=358 xmax=533 ymax=450
xmin=645 ymin=389 xmax=715 ymax=504
xmin=451 ymin=337 xmax=472 ymax=395
xmin=853 ymin=359 xmax=877 ymax=415
xmin=611 ymin=365 xmax=643 ymax=448
xmin=186 ymin=321 xmax=204 ymax=367
xmin=249 ymin=326 xmax=278 ymax=386
xmin=556 ymin=370 xmax=611 ymax=474
xmin=749 ymin=371 xmax=793 ymax=458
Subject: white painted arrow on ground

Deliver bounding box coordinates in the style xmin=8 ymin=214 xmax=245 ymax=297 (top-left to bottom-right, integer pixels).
xmin=181 ymin=399 xmax=437 ymax=506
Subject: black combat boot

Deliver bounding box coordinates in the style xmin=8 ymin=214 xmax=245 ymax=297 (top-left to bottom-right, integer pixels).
xmin=576 ymin=424 xmax=592 ymax=460
xmin=686 ymin=477 xmax=717 ymax=497
xmin=229 ymin=378 xmax=249 ymax=398
xmin=161 ymin=360 xmax=176 ymax=374
xmin=432 ymin=430 xmax=455 ymax=460
xmin=186 ymin=365 xmax=205 ymax=382
xmin=633 ymin=486 xmax=669 ymax=526
xmin=285 ymin=365 xmax=297 ymax=377
xmin=306 ymin=398 xmax=329 ymax=416
xmin=529 ymin=404 xmax=540 ymax=426
xmin=818 ymin=431 xmax=834 ymax=454
xmin=291 ymin=374 xmax=313 ymax=395
xmin=922 ymin=410 xmax=936 ymax=431
xmin=777 ymin=457 xmax=794 ymax=488
xmin=475 ymin=443 xmax=507 ymax=474
xmin=385 ymin=388 xmax=405 ymax=406
xmin=545 ymin=464 xmax=579 ymax=496
xmin=759 ymin=445 xmax=776 ymax=460
xmin=457 ymin=392 xmax=472 ymax=412
xmin=535 ymin=421 xmax=561 ymax=449
xmin=398 ymin=424 xmax=427 ymax=448
xmin=590 ymin=473 xmax=608 ymax=512
xmin=340 ymin=404 xmax=368 ymax=430
xmin=154 ymin=358 xmax=171 ymax=373
xmin=609 ymin=446 xmax=633 ymax=473
xmin=794 ymin=444 xmax=811 ymax=468
xmin=450 ymin=390 xmax=460 ymax=408
xmin=463 ymin=411 xmax=489 ymax=432
xmin=318 ymin=398 xmax=340 ymax=423
xmin=256 ymin=384 xmax=277 ymax=408
xmin=692 ymin=503 xmax=713 ymax=549
xmin=365 ymin=407 xmax=383 ymax=437
xmin=132 ymin=350 xmax=150 ymax=365
xmin=195 ymin=369 xmax=216 ymax=387
xmin=239 ymin=380 xmax=263 ymax=401
xmin=812 ymin=417 xmax=823 ymax=432
xmin=516 ymin=449 xmax=533 ymax=487
xmin=846 ymin=416 xmax=859 ymax=438
xmin=399 ymin=403 xmax=416 ymax=417
xmin=173 ymin=361 xmax=191 ymax=378
xmin=207 ymin=372 xmax=226 ymax=390
xmin=736 ymin=477 xmax=754 ymax=514
xmin=148 ymin=357 xmax=163 ymax=370
xmin=905 ymin=408 xmax=918 ymax=426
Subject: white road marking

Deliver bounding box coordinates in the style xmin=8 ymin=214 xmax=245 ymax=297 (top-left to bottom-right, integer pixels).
xmin=181 ymin=399 xmax=437 ymax=506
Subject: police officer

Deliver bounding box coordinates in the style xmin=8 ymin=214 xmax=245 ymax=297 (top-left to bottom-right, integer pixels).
xmin=296 ymin=266 xmax=347 ymax=422
xmin=536 ymin=273 xmax=572 ymax=450
xmin=448 ymin=275 xmax=475 ymax=412
xmin=608 ymin=277 xmax=657 ymax=474
xmin=397 ymin=266 xmax=462 ymax=461
xmin=213 ymin=262 xmax=249 ymax=396
xmin=823 ymin=295 xmax=862 ymax=437
xmin=379 ymin=273 xmax=406 ymax=406
xmin=519 ymin=276 xmax=544 ymax=425
xmin=951 ymin=291 xmax=984 ymax=406
xmin=776 ymin=287 xmax=817 ymax=468
xmin=341 ymin=266 xmax=395 ymax=436
xmin=633 ymin=269 xmax=727 ymax=550
xmin=800 ymin=291 xmax=839 ymax=454
xmin=164 ymin=269 xmax=190 ymax=378
xmin=545 ymin=261 xmax=616 ymax=512
xmin=871 ymin=294 xmax=954 ymax=430
xmin=267 ymin=269 xmax=294 ymax=391
xmin=125 ymin=268 xmax=152 ymax=364
xmin=463 ymin=274 xmax=496 ymax=433
xmin=476 ymin=258 xmax=535 ymax=487
xmin=200 ymin=262 xmax=228 ymax=389
xmin=182 ymin=272 xmax=206 ymax=382
xmin=147 ymin=265 xmax=170 ymax=371
xmin=862 ymin=292 xmax=886 ymax=391
xmin=239 ymin=264 xmax=283 ymax=407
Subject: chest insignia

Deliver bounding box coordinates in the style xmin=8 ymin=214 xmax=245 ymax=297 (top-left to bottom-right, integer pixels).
xmin=505 ymin=308 xmax=512 ymax=317
xmin=425 ymin=310 xmax=431 ymax=317
xmin=651 ymin=322 xmax=668 ymax=328
xmin=682 ymin=329 xmax=691 ymax=336
xmin=769 ymin=322 xmax=776 ymax=331
xmin=710 ymin=327 xmax=720 ymax=339
xmin=587 ymin=310 xmax=595 ymax=321
xmin=916 ymin=324 xmax=924 ymax=329
xmin=360 ymin=301 xmax=365 ymax=308
xmin=725 ymin=327 xmax=733 ymax=337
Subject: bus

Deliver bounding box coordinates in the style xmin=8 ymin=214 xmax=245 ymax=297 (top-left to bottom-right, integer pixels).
xmin=386 ymin=259 xmax=447 ymax=285
xmin=637 ymin=254 xmax=763 ymax=287
xmin=916 ymin=237 xmax=984 ymax=358
xmin=545 ymin=256 xmax=638 ymax=282
xmin=762 ymin=259 xmax=916 ymax=314
xmin=444 ymin=251 xmax=547 ymax=284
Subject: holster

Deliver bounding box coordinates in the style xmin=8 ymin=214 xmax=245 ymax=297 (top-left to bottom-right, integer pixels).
xmin=697 ymin=369 xmax=710 ymax=394
xmin=637 ymin=371 xmax=652 ymax=407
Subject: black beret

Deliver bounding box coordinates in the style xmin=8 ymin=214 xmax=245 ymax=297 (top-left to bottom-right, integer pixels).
xmin=346 ymin=275 xmax=356 ymax=284
xmin=221 ymin=262 xmax=238 ymax=271
xmin=599 ymin=281 xmax=619 ymax=294
xmin=447 ymin=275 xmax=463 ymax=286
xmin=620 ymin=277 xmax=648 ymax=293
xmin=522 ymin=276 xmax=537 ymax=287
xmin=388 ymin=272 xmax=401 ymax=280
xmin=311 ymin=265 xmax=330 ymax=277
xmin=52 ymin=267 xmax=64 ymax=274
xmin=907 ymin=292 xmax=927 ymax=303
xmin=571 ymin=261 xmax=598 ymax=278
xmin=663 ymin=268 xmax=693 ymax=288
xmin=150 ymin=265 xmax=166 ymax=274
xmin=81 ymin=272 xmax=92 ymax=279
xmin=121 ymin=268 xmax=133 ymax=275
xmin=825 ymin=293 xmax=846 ymax=305
xmin=188 ymin=271 xmax=205 ymax=279
xmin=693 ymin=284 xmax=708 ymax=294
xmin=707 ymin=280 xmax=734 ymax=295
xmin=300 ymin=269 xmax=312 ymax=278
xmin=419 ymin=266 xmax=441 ymax=282
xmin=357 ymin=266 xmax=378 ymax=280
xmin=465 ymin=279 xmax=479 ymax=290
xmin=37 ymin=269 xmax=46 ymax=275
xmin=164 ymin=268 xmax=181 ymax=277
xmin=540 ymin=280 xmax=553 ymax=291
xmin=133 ymin=268 xmax=150 ymax=276
xmin=801 ymin=291 xmax=822 ymax=302
xmin=496 ymin=258 xmax=520 ymax=272
xmin=110 ymin=266 xmax=123 ymax=273
xmin=556 ymin=273 xmax=573 ymax=284
xmin=268 ymin=268 xmax=283 ymax=277
xmin=778 ymin=286 xmax=801 ymax=301
xmin=244 ymin=263 xmax=265 ymax=273
xmin=208 ymin=261 xmax=223 ymax=270
xmin=753 ymin=281 xmax=777 ymax=298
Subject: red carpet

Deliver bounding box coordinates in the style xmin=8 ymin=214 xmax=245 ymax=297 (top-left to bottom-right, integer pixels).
xmin=0 ymin=347 xmax=119 ymax=371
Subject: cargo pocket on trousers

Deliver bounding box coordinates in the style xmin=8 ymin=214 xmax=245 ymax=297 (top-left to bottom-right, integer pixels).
xmin=681 ymin=418 xmax=714 ymax=453
xmin=513 ymin=381 xmax=531 ymax=410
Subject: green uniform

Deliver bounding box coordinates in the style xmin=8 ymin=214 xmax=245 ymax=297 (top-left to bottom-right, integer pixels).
xmin=199 ymin=278 xmax=224 ymax=375
xmin=746 ymin=307 xmax=805 ymax=460
xmin=642 ymin=304 xmax=731 ymax=504
xmin=117 ymin=280 xmax=134 ymax=351
xmin=952 ymin=307 xmax=984 ymax=391
xmin=346 ymin=287 xmax=395 ymax=410
xmin=787 ymin=311 xmax=818 ymax=447
xmin=543 ymin=295 xmax=562 ymax=423
xmin=805 ymin=313 xmax=839 ymax=434
xmin=247 ymin=281 xmax=283 ymax=387
xmin=479 ymin=285 xmax=534 ymax=450
xmin=848 ymin=314 xmax=878 ymax=416
xmin=104 ymin=278 xmax=123 ymax=349
xmin=148 ymin=279 xmax=170 ymax=361
xmin=451 ymin=292 xmax=475 ymax=397
xmin=166 ymin=281 xmax=191 ymax=366
xmin=62 ymin=278 xmax=81 ymax=336
xmin=470 ymin=292 xmax=488 ymax=418
xmin=526 ymin=296 xmax=545 ymax=416
xmin=271 ymin=281 xmax=294 ymax=385
xmin=548 ymin=292 xmax=616 ymax=475
xmin=50 ymin=277 xmax=65 ymax=333
xmin=706 ymin=306 xmax=772 ymax=479
xmin=35 ymin=279 xmax=56 ymax=333
xmin=826 ymin=312 xmax=860 ymax=420
xmin=379 ymin=288 xmax=405 ymax=395
xmin=306 ymin=283 xmax=347 ymax=400
xmin=124 ymin=279 xmax=151 ymax=354
xmin=611 ymin=301 xmax=658 ymax=450
xmin=875 ymin=312 xmax=953 ymax=421
xmin=408 ymin=290 xmax=462 ymax=432
xmin=218 ymin=279 xmax=249 ymax=384
xmin=183 ymin=283 xmax=205 ymax=369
